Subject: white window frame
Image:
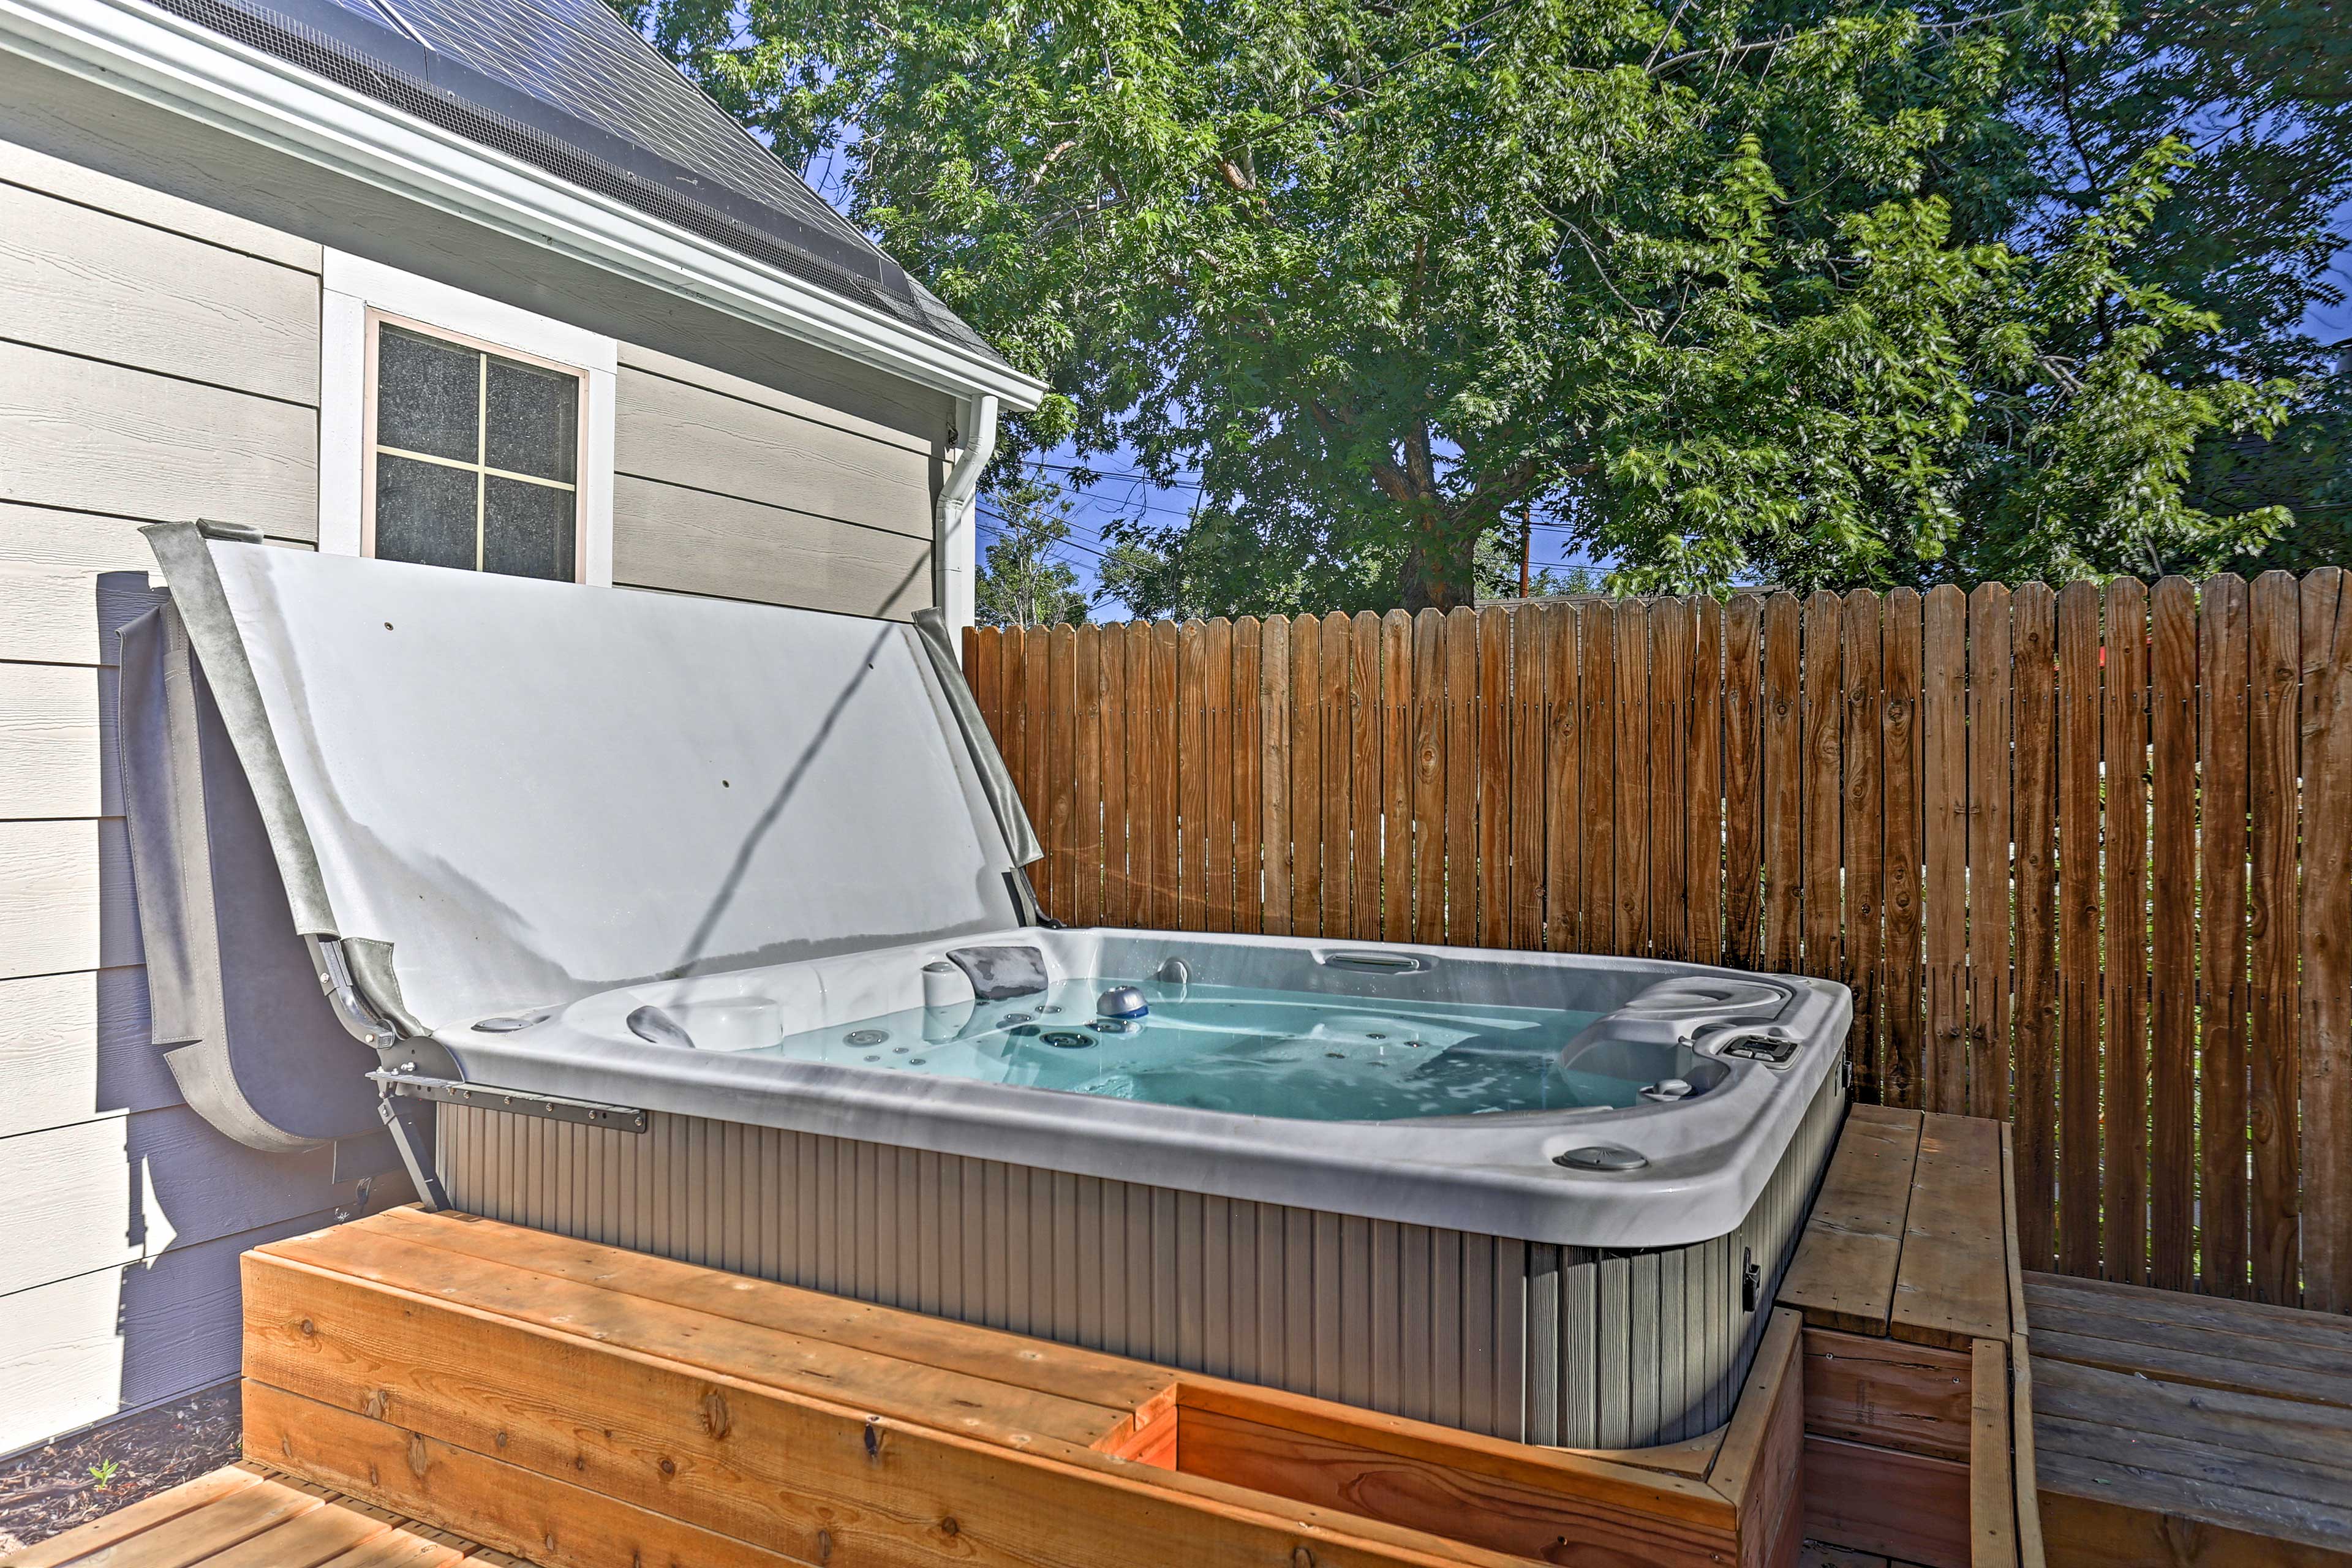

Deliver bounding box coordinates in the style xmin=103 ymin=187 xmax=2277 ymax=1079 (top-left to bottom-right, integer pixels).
xmin=320 ymin=249 xmax=617 ymax=584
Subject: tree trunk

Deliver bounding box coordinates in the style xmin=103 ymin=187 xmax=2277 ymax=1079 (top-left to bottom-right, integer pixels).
xmin=1398 ymin=507 xmax=1477 ymax=612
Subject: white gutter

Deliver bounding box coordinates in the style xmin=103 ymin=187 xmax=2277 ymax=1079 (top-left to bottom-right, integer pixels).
xmin=0 ymin=0 xmax=1049 ymax=410
xmin=933 ymin=392 xmax=998 ymax=650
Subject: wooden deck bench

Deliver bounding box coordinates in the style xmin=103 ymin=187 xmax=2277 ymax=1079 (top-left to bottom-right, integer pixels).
xmin=2027 ymin=1270 xmax=2352 ymax=1567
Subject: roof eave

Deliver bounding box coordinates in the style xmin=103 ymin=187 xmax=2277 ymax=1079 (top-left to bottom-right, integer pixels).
xmin=0 ymin=0 xmax=1049 ymax=410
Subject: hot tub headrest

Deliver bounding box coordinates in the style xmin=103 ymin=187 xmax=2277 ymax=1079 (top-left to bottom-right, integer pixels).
xmin=946 ymin=944 xmax=1049 ymax=1001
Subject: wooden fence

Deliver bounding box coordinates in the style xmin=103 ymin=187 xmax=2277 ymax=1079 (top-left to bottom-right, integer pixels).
xmin=964 ymin=573 xmax=2352 ymax=1314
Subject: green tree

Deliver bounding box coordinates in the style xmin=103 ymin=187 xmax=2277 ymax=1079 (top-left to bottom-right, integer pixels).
xmin=974 ymin=479 xmax=1092 ymax=627
xmin=1999 ymin=0 xmax=2351 ymax=576
xmin=625 ymin=0 xmax=2339 ymax=603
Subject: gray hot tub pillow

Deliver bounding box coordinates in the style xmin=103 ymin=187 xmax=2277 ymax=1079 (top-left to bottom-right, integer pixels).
xmin=946 ymin=944 xmax=1049 ymax=1001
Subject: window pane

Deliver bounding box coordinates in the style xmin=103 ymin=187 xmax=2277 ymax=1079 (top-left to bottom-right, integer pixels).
xmin=482 ymin=475 xmax=576 ymax=581
xmin=377 ymin=326 xmax=480 ymax=462
xmin=375 ymin=453 xmax=478 ymax=570
xmin=485 ymin=356 xmax=578 ymax=482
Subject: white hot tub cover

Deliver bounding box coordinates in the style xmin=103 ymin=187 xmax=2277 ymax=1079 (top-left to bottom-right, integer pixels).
xmin=139 ymin=522 xmax=1039 ymax=1041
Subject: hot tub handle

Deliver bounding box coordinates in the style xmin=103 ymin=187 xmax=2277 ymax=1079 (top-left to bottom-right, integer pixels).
xmin=1321 ymin=951 xmax=1427 ymax=974
xmin=1694 ymin=1022 xmax=1800 ymax=1065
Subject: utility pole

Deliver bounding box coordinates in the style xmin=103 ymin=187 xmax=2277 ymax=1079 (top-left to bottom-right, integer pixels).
xmin=1518 ymin=502 xmax=1532 ymax=598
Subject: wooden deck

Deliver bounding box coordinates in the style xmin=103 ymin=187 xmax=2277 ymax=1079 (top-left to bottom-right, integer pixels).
xmin=7 ymin=1104 xmax=2051 ymax=1568
xmin=1 ymin=1463 xmax=540 ymax=1568
xmin=2027 ymin=1270 xmax=2352 ymax=1566
xmin=1774 ymin=1106 xmax=2035 ymax=1568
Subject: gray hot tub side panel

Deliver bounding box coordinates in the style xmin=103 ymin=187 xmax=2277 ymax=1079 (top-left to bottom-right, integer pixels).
xmin=433 ymin=1061 xmax=1844 ymax=1447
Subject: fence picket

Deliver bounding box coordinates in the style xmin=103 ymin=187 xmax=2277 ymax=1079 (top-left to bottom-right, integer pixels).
xmin=1291 ymin=615 xmax=1324 ymax=936
xmin=1412 ymin=610 xmax=1446 ymax=943
xmin=1101 ymin=625 xmax=1131 ymax=925
xmin=1444 ymin=608 xmax=1479 ymax=945
xmin=1511 ymin=609 xmax=1549 ymax=952
xmin=1322 ymin=610 xmax=1355 ymax=937
xmin=2104 ymin=579 xmax=2150 ymax=1284
xmin=2011 ymin=584 xmax=2059 ymax=1272
xmin=1923 ymin=586 xmax=1967 ymax=1117
xmin=1048 ymin=625 xmax=1078 ymax=921
xmin=1546 ymin=606 xmax=1583 ymax=952
xmin=1150 ymin=622 xmax=1181 ymax=929
xmin=1072 ymin=624 xmax=1104 ymax=930
xmin=1882 ymin=590 xmax=1924 ymax=1109
xmin=1178 ymin=621 xmax=1208 ymax=932
xmin=1204 ymin=619 xmax=1234 ymax=933
xmin=1023 ymin=627 xmax=1052 ymax=916
xmin=2198 ymin=578 xmax=2250 ymax=1296
xmin=1381 ymin=611 xmax=1413 ymax=942
xmin=1689 ymin=600 xmax=1725 ymax=967
xmin=1580 ymin=603 xmax=1618 ymax=959
xmin=1966 ymin=584 xmax=2013 ymax=1123
xmin=1803 ymin=592 xmax=1844 ymax=991
xmin=1260 ymin=617 xmax=1291 ymax=936
xmin=2300 ymin=568 xmax=2352 ymax=1313
xmin=1125 ymin=624 xmax=1155 ymax=926
xmin=1232 ymin=619 xmax=1262 ymax=933
xmin=1651 ymin=600 xmax=1693 ymax=960
xmin=1841 ymin=592 xmax=1885 ymax=1104
xmin=2055 ymin=581 xmax=2104 ymax=1276
xmin=2147 ymin=578 xmax=2198 ymax=1292
xmin=1723 ymin=598 xmax=1764 ymax=970
xmin=1613 ymin=600 xmax=1653 ymax=956
xmin=1352 ymin=612 xmax=1384 ymax=941
xmin=2247 ymin=573 xmax=2301 ymax=1305
xmin=1762 ymin=595 xmax=1803 ymax=974
xmin=1479 ymin=611 xmax=1512 ymax=949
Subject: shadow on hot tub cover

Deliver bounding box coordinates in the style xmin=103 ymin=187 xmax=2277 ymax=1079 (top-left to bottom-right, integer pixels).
xmin=117 ymin=601 xmax=385 ymax=1150
xmin=136 ymin=522 xmax=1041 ymax=1036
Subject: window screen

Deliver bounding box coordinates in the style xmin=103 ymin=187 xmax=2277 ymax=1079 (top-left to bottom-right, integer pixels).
xmin=370 ymin=321 xmax=581 ymax=581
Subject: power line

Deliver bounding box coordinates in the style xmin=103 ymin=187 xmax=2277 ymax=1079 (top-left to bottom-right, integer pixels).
xmin=978 ymin=509 xmax=1112 ymax=562
xmin=1022 ymin=457 xmax=1207 ymax=491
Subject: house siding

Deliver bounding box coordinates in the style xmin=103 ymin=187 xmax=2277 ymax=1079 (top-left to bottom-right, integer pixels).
xmin=0 ymin=132 xmax=952 ymax=1457
xmin=612 ymin=343 xmax=945 ymax=619
xmin=0 ymin=136 xmax=349 ymax=1458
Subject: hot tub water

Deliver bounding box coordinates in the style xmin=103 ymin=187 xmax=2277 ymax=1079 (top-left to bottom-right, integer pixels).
xmin=732 ymin=979 xmax=1623 ymax=1121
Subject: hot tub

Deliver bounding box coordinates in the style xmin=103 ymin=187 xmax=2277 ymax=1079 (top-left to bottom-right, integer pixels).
xmin=126 ymin=524 xmax=1847 ymax=1450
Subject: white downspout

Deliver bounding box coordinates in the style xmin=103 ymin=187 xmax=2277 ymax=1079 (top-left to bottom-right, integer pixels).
xmin=933 ymin=392 xmax=998 ymax=657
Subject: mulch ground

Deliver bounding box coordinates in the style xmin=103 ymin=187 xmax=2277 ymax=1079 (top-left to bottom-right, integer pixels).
xmin=0 ymin=1384 xmax=241 ymax=1555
